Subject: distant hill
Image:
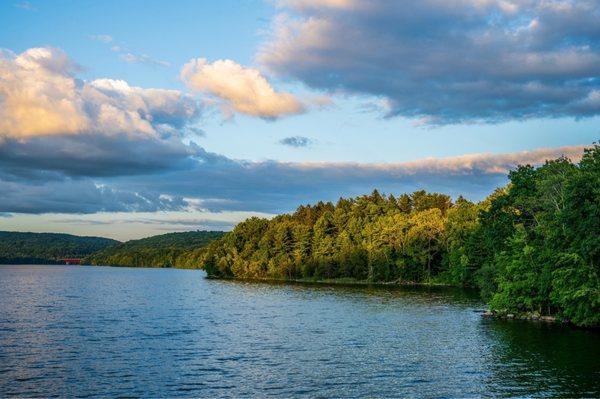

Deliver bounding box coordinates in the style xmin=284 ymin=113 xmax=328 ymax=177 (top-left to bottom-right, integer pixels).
xmin=84 ymin=231 xmax=225 ymax=268
xmin=0 ymin=231 xmax=119 ymax=264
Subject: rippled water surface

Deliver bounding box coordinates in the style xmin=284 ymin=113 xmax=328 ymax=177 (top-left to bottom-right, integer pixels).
xmin=1 ymin=265 xmax=599 ymax=398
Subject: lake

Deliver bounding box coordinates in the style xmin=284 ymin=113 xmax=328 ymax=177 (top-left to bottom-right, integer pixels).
xmin=0 ymin=265 xmax=598 ymax=398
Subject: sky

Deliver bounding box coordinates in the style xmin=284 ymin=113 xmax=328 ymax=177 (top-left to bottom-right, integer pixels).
xmin=0 ymin=0 xmax=598 ymax=240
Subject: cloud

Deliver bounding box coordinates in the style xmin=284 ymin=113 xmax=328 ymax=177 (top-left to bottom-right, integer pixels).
xmin=0 ymin=142 xmax=589 ymax=215
xmin=0 ymin=49 xmax=590 ymax=218
xmin=180 ymin=58 xmax=305 ymax=119
xmin=107 ymin=144 xmax=589 ymax=214
xmin=88 ymin=36 xmax=170 ymax=68
xmin=89 ymin=34 xmax=113 ymax=43
xmin=279 ymin=136 xmax=314 ymax=148
xmin=0 ymin=134 xmax=200 ymax=178
xmin=0 ymin=178 xmax=189 ymax=214
xmin=0 ymin=47 xmax=203 ymax=181
xmin=259 ymin=0 xmax=600 ymax=124
xmin=14 ymin=1 xmax=36 ymax=11
xmin=277 ymin=0 xmax=354 ymax=11
xmin=0 ymin=47 xmax=199 ymax=139
xmin=120 ymin=53 xmax=170 ymax=67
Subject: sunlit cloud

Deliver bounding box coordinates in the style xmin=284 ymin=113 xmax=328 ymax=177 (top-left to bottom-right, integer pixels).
xmin=180 ymin=58 xmax=305 ymax=120
xmin=0 ymin=47 xmax=198 ymax=139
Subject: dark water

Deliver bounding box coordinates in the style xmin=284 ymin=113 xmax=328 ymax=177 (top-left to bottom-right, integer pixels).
xmin=0 ymin=265 xmax=598 ymax=398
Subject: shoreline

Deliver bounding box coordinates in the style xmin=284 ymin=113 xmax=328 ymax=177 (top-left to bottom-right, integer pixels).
xmin=204 ymin=275 xmax=464 ymax=289
xmin=482 ymin=310 xmax=562 ymax=324
xmin=206 ymin=275 xmax=599 ymax=330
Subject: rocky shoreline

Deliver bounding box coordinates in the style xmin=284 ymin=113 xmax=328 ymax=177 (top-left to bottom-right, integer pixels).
xmin=482 ymin=310 xmax=561 ymax=324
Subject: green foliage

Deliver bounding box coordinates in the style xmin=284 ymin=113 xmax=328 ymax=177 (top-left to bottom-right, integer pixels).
xmin=550 ymin=253 xmax=600 ymax=327
xmin=202 ymin=190 xmax=466 ymax=285
xmin=474 ymin=145 xmax=600 ymax=326
xmin=85 ymin=231 xmax=224 ymax=268
xmin=0 ymin=231 xmax=118 ymax=264
xmin=203 ymin=145 xmax=600 ymax=327
xmin=489 ymin=225 xmax=541 ymax=313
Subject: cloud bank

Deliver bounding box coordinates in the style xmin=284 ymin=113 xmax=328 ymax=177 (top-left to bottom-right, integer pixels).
xmin=117 ymin=144 xmax=582 ymax=213
xmin=260 ymin=0 xmax=600 ymax=124
xmin=180 ymin=58 xmax=305 ymax=119
xmin=1 ymin=139 xmax=587 ymax=214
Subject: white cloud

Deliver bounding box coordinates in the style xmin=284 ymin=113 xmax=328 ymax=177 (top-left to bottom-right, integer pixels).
xmin=0 ymin=47 xmax=198 ymax=139
xmin=89 ymin=34 xmax=113 ymax=43
xmin=120 ymin=53 xmax=170 ymax=67
xmin=180 ymin=58 xmax=305 ymax=120
xmin=89 ymin=35 xmax=170 ymax=68
xmin=277 ymin=0 xmax=357 ymax=10
xmin=14 ymin=1 xmax=36 ymax=11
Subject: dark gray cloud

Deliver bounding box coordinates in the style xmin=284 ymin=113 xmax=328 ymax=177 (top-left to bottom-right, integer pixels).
xmin=279 ymin=136 xmax=314 ymax=148
xmin=0 ymin=134 xmax=201 ymax=179
xmin=0 ymin=143 xmax=587 ymax=214
xmin=0 ymin=178 xmax=188 ymax=214
xmin=108 ymin=144 xmax=586 ymax=214
xmin=260 ymin=0 xmax=600 ymax=124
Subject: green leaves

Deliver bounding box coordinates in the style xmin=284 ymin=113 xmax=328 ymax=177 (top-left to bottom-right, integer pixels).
xmin=481 ymin=145 xmax=600 ymax=326
xmin=551 ymin=253 xmax=600 ymax=327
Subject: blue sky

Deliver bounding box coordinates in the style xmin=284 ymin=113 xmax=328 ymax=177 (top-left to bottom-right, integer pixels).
xmin=0 ymin=0 xmax=599 ymax=239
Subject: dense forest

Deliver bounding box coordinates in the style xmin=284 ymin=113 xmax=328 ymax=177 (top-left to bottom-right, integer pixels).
xmin=0 ymin=231 xmax=118 ymax=264
xmin=202 ymin=145 xmax=600 ymax=327
xmin=85 ymin=231 xmax=225 ymax=268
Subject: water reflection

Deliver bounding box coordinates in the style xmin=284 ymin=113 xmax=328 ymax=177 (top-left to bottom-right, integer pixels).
xmin=0 ymin=265 xmax=598 ymax=398
xmin=480 ymin=319 xmax=600 ymax=397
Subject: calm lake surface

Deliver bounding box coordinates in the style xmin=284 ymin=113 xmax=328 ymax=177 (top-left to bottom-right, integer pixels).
xmin=0 ymin=265 xmax=598 ymax=398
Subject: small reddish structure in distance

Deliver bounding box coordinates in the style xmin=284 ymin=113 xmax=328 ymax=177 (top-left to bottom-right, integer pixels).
xmin=61 ymin=258 xmax=82 ymax=265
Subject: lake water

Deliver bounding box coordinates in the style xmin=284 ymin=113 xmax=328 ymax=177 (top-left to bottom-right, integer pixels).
xmin=0 ymin=265 xmax=598 ymax=398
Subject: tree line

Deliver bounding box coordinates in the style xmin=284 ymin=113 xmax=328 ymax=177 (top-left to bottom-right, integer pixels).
xmin=85 ymin=231 xmax=225 ymax=268
xmin=202 ymin=145 xmax=600 ymax=327
xmin=0 ymin=231 xmax=118 ymax=264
